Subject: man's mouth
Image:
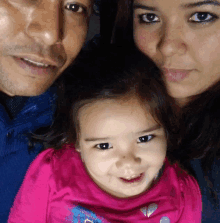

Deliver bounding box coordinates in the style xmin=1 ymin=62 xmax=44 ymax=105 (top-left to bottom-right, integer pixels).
xmin=13 ymin=56 xmax=59 ymax=76
xmin=22 ymin=58 xmax=50 ymax=68
xmin=120 ymin=173 xmax=144 ymax=183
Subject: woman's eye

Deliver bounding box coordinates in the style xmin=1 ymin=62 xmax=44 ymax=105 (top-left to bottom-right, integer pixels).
xmin=95 ymin=143 xmax=113 ymax=150
xmin=138 ymin=13 xmax=160 ymax=24
xmin=65 ymin=3 xmax=86 ymax=13
xmin=189 ymin=12 xmax=218 ymax=23
xmin=137 ymin=135 xmax=154 ymax=143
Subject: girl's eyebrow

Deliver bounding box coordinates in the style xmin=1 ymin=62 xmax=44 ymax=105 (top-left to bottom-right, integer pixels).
xmin=84 ymin=125 xmax=161 ymax=142
xmin=181 ymin=0 xmax=220 ymax=8
xmin=84 ymin=137 xmax=111 ymax=142
xmin=137 ymin=124 xmax=161 ymax=134
xmin=133 ymin=3 xmax=158 ymax=11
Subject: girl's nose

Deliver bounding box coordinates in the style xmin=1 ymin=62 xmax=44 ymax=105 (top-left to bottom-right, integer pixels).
xmin=26 ymin=1 xmax=63 ymax=46
xmin=158 ymin=23 xmax=187 ymax=58
xmin=116 ymin=153 xmax=141 ymax=169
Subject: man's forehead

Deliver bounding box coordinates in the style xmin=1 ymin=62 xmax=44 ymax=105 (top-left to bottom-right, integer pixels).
xmin=5 ymin=0 xmax=93 ymax=6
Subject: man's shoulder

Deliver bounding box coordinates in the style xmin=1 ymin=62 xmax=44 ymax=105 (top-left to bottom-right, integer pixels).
xmin=20 ymin=85 xmax=57 ymax=116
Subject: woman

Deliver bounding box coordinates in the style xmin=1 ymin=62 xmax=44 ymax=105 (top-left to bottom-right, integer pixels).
xmin=112 ymin=0 xmax=220 ymax=221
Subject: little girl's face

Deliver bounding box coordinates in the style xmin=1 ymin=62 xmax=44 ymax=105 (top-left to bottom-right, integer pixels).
xmin=78 ymin=98 xmax=167 ymax=198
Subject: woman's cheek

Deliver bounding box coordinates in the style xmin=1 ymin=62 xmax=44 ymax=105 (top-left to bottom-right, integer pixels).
xmin=134 ymin=27 xmax=156 ymax=56
xmin=134 ymin=27 xmax=146 ymax=50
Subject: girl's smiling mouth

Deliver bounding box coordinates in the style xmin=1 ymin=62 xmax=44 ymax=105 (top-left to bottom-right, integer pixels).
xmin=120 ymin=173 xmax=145 ymax=183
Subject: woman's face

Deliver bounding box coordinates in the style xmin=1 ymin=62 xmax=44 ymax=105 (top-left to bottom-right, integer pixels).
xmin=133 ymin=0 xmax=220 ymax=102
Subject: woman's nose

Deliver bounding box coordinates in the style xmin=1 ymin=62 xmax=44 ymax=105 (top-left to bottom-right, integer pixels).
xmin=158 ymin=23 xmax=187 ymax=58
xmin=26 ymin=1 xmax=63 ymax=46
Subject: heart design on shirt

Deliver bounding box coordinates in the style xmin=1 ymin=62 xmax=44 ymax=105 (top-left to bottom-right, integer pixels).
xmin=141 ymin=203 xmax=158 ymax=217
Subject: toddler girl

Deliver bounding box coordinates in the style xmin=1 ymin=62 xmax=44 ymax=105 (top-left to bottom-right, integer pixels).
xmin=8 ymin=48 xmax=201 ymax=223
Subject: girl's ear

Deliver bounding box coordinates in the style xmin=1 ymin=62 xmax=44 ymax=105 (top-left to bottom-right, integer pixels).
xmin=76 ymin=146 xmax=85 ymax=162
xmin=75 ymin=147 xmax=81 ymax=153
xmin=75 ymin=138 xmax=80 ymax=152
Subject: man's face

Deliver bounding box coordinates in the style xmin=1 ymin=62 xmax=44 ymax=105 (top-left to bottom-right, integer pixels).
xmin=0 ymin=0 xmax=92 ymax=96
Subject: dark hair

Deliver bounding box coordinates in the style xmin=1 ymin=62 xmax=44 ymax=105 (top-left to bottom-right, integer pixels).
xmin=178 ymin=81 xmax=220 ymax=161
xmin=175 ymin=81 xmax=220 ymax=209
xmin=111 ymin=0 xmax=134 ymax=46
xmin=112 ymin=0 xmax=220 ymax=161
xmin=41 ymin=46 xmax=180 ymax=163
xmin=111 ymin=0 xmax=220 ymax=208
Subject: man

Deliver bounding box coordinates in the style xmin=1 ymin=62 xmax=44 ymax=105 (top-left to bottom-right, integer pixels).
xmin=0 ymin=0 xmax=92 ymax=221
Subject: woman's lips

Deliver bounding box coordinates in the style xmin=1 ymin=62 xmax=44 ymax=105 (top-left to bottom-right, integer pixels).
xmin=163 ymin=68 xmax=192 ymax=82
xmin=120 ymin=173 xmax=144 ymax=183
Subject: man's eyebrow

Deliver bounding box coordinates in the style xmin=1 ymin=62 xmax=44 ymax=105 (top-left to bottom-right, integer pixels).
xmin=181 ymin=0 xmax=220 ymax=8
xmin=133 ymin=3 xmax=158 ymax=11
xmin=137 ymin=124 xmax=161 ymax=134
xmin=84 ymin=137 xmax=111 ymax=142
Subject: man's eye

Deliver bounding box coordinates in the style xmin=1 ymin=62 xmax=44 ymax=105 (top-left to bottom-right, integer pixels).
xmin=65 ymin=3 xmax=86 ymax=13
xmin=138 ymin=13 xmax=160 ymax=24
xmin=95 ymin=143 xmax=113 ymax=150
xmin=189 ymin=12 xmax=218 ymax=23
xmin=137 ymin=135 xmax=154 ymax=143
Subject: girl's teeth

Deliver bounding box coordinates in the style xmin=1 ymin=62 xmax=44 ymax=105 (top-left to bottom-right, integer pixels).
xmin=125 ymin=173 xmax=141 ymax=180
xmin=23 ymin=58 xmax=49 ymax=67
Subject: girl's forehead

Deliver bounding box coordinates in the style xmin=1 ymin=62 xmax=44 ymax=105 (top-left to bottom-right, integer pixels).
xmin=78 ymin=98 xmax=157 ymax=136
xmin=79 ymin=98 xmax=143 ymax=115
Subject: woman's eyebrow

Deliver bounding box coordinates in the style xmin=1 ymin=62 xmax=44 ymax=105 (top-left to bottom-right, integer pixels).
xmin=181 ymin=0 xmax=220 ymax=8
xmin=133 ymin=3 xmax=158 ymax=11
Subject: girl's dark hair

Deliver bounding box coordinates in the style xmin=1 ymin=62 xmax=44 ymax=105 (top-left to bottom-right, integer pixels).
xmin=41 ymin=46 xmax=180 ymax=163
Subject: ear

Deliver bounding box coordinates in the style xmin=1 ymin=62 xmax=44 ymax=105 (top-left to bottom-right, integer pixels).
xmin=75 ymin=147 xmax=81 ymax=153
xmin=75 ymin=146 xmax=85 ymax=162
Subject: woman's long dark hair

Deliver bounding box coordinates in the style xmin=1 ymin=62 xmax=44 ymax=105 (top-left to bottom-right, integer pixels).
xmin=176 ymin=81 xmax=220 ymax=209
xmin=113 ymin=0 xmax=220 ymax=161
xmin=111 ymin=0 xmax=134 ymax=46
xmin=39 ymin=46 xmax=180 ymax=164
xmin=178 ymin=81 xmax=220 ymax=161
xmin=112 ymin=0 xmax=220 ymax=207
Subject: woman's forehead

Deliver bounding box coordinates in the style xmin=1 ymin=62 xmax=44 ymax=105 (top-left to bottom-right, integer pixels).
xmin=133 ymin=0 xmax=220 ymax=7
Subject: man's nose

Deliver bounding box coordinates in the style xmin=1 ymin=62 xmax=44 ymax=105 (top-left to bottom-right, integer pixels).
xmin=26 ymin=1 xmax=63 ymax=46
xmin=158 ymin=22 xmax=187 ymax=58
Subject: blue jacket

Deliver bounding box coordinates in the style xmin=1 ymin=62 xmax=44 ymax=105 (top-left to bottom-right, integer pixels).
xmin=191 ymin=158 xmax=220 ymax=222
xmin=0 ymin=87 xmax=57 ymax=222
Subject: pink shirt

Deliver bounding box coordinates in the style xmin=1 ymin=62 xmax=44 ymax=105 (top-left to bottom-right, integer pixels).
xmin=8 ymin=145 xmax=202 ymax=223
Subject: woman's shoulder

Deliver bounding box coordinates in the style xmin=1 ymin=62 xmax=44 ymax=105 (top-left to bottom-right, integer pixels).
xmin=153 ymin=160 xmax=202 ymax=222
xmin=190 ymin=158 xmax=220 ymax=222
xmin=164 ymin=160 xmax=202 ymax=210
xmin=164 ymin=160 xmax=201 ymax=194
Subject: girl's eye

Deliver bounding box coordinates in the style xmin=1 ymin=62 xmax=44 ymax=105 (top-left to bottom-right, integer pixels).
xmin=65 ymin=3 xmax=86 ymax=13
xmin=189 ymin=12 xmax=218 ymax=23
xmin=95 ymin=143 xmax=113 ymax=150
xmin=138 ymin=13 xmax=160 ymax=24
xmin=137 ymin=135 xmax=154 ymax=143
